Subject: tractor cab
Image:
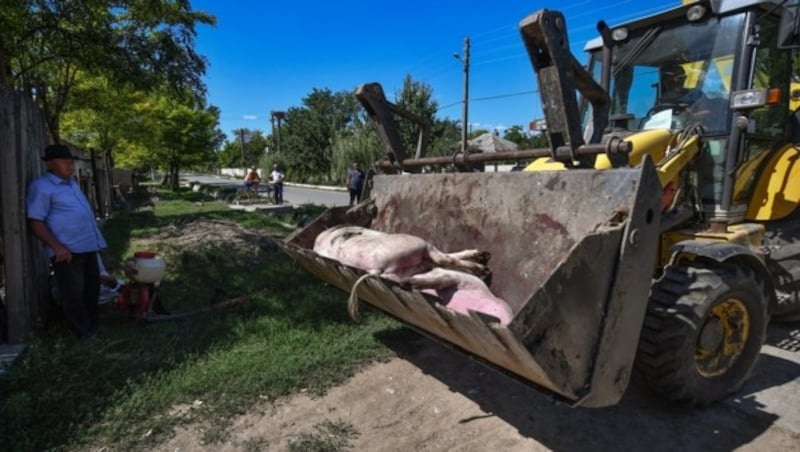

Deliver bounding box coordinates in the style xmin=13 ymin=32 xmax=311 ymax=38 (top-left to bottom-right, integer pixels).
xmin=582 ymin=0 xmax=794 ymax=223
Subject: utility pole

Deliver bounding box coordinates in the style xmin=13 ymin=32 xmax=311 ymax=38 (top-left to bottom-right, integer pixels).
xmin=454 ymin=36 xmax=470 ymax=154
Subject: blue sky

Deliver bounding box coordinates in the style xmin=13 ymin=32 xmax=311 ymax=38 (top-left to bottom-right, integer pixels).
xmin=190 ymin=1 xmax=680 ymax=142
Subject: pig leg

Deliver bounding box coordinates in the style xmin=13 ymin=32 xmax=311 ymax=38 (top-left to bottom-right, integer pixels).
xmin=442 ymin=249 xmax=491 ymax=265
xmin=425 ymin=247 xmax=491 ymax=277
xmin=405 ymin=268 xmax=462 ymax=290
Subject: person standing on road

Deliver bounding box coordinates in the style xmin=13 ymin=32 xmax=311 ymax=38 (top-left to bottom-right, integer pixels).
xmin=347 ymin=162 xmax=365 ymax=206
xmin=270 ymin=164 xmax=285 ymax=204
xmin=27 ymin=144 xmax=108 ymax=340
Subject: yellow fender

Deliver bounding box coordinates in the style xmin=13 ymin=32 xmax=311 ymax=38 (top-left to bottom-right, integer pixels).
xmin=746 ymin=144 xmax=800 ymax=221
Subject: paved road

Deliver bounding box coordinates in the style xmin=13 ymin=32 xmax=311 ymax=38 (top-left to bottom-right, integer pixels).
xmin=181 ymin=174 xmax=348 ymax=207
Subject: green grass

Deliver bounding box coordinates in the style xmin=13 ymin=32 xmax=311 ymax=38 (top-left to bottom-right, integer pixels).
xmin=0 ymin=188 xmax=407 ymax=451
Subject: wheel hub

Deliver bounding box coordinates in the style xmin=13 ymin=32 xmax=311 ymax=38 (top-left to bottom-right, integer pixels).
xmin=695 ymin=297 xmax=750 ymax=378
xmin=698 ymin=317 xmax=724 ymax=351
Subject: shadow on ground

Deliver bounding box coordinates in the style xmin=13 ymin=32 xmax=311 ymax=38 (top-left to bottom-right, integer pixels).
xmin=376 ymin=323 xmax=799 ymax=452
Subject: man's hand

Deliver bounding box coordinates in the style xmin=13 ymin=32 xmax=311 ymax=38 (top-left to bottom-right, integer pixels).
xmin=28 ymin=219 xmax=71 ymax=262
xmin=52 ymin=244 xmax=72 ymax=263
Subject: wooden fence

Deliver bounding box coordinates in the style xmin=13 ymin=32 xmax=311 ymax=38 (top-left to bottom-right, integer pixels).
xmin=0 ymin=87 xmax=51 ymax=343
xmin=0 ymin=87 xmax=117 ymax=343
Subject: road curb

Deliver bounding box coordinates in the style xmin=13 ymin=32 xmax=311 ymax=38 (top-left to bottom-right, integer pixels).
xmin=285 ymin=181 xmax=347 ymax=192
xmin=182 ymin=177 xmax=347 ymax=193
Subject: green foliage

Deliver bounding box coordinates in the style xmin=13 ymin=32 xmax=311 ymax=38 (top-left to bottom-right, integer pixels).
xmin=0 ymin=191 xmax=399 ymax=451
xmin=217 ymin=129 xmax=271 ymax=169
xmin=2 ymin=0 xmax=215 ymax=142
xmin=8 ymin=2 xmax=546 ymax=187
xmin=61 ymin=73 xmax=152 ymax=163
xmin=427 ymin=117 xmax=461 ymax=157
xmin=394 ymin=75 xmax=438 ymax=156
xmin=503 ymin=124 xmax=540 ymax=148
xmin=152 ymin=96 xmax=225 ymax=188
xmin=330 ymin=124 xmax=381 ymax=185
xmin=281 ymin=88 xmax=359 ymax=183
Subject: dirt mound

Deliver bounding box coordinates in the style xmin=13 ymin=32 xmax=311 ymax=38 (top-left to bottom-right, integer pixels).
xmin=135 ymin=218 xmax=275 ymax=268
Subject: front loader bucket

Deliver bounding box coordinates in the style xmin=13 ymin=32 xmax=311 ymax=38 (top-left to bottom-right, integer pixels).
xmin=280 ymin=159 xmax=662 ymax=407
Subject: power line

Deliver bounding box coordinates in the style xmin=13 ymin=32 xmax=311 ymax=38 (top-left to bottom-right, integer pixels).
xmin=408 ymin=0 xmax=678 ymax=76
xmin=433 ymin=1 xmax=682 ymax=111
xmin=410 ymin=1 xmax=680 ymax=91
xmin=438 ymin=89 xmax=538 ymax=112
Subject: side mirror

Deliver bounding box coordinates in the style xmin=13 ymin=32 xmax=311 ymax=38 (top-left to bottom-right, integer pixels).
xmin=778 ymin=5 xmax=800 ymax=49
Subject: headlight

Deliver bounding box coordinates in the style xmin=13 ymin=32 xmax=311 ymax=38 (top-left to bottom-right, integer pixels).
xmin=687 ymin=4 xmax=708 ymax=22
xmin=730 ymin=89 xmax=767 ymax=109
xmin=611 ymin=27 xmax=628 ymax=41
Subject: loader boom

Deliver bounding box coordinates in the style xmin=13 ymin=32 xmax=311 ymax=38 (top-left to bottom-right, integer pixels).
xmin=355 ymin=83 xmax=431 ymax=173
xmin=519 ymin=10 xmax=611 ymax=167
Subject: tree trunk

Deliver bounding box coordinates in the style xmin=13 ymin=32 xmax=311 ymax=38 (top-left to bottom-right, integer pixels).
xmin=170 ymin=164 xmax=180 ymax=191
xmin=0 ymin=41 xmax=9 ymax=88
xmin=160 ymin=163 xmax=180 ymax=191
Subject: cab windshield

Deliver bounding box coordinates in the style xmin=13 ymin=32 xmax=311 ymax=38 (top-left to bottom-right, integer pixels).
xmin=586 ymin=13 xmax=744 ymax=135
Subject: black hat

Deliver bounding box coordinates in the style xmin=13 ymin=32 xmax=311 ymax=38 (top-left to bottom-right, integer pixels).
xmin=42 ymin=144 xmax=78 ymax=161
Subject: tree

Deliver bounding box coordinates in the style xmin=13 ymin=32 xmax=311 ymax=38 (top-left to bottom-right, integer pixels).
xmin=427 ymin=118 xmax=461 ymax=157
xmin=1 ymin=0 xmax=215 ymax=143
xmin=330 ymin=123 xmax=381 ymax=184
xmin=151 ymin=96 xmax=224 ymax=189
xmin=0 ymin=0 xmax=26 ymax=83
xmin=217 ymin=129 xmax=270 ymax=169
xmin=394 ymin=75 xmax=438 ymax=157
xmin=503 ymin=125 xmax=538 ymax=148
xmin=60 ymin=73 xmax=151 ymax=166
xmin=281 ymin=88 xmax=359 ymax=183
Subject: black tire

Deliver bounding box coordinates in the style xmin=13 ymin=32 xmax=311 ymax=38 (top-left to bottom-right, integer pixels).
xmin=636 ymin=260 xmax=768 ymax=405
xmin=765 ymin=242 xmax=800 ymax=322
xmin=763 ymin=209 xmax=800 ymax=322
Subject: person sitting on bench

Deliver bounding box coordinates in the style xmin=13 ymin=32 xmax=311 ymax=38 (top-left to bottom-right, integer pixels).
xmin=243 ymin=166 xmax=261 ymax=191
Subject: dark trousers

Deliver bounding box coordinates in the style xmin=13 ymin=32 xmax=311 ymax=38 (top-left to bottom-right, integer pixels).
xmin=52 ymin=252 xmax=100 ymax=338
xmin=349 ymin=188 xmax=362 ymax=206
xmin=273 ymin=182 xmax=283 ymax=204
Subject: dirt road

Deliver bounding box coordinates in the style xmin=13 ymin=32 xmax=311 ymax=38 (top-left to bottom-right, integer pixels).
xmin=161 ymin=322 xmax=799 ymax=451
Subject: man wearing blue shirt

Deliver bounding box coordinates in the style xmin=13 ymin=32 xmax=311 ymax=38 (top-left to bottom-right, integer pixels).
xmin=27 ymin=144 xmax=107 ymax=340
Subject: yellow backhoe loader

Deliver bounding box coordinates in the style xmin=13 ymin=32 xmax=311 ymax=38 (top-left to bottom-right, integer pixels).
xmin=279 ymin=0 xmax=800 ymax=407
